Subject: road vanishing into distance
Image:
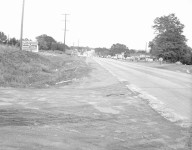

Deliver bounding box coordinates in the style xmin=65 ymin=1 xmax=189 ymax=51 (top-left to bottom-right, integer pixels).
xmin=93 ymin=57 xmax=192 ymax=124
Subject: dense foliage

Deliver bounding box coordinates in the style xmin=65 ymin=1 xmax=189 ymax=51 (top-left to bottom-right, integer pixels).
xmin=36 ymin=34 xmax=69 ymax=51
xmin=95 ymin=43 xmax=130 ymax=57
xmin=149 ymin=14 xmax=192 ymax=64
xmin=94 ymin=43 xmax=146 ymax=58
xmin=0 ymin=32 xmax=7 ymax=43
xmin=0 ymin=31 xmax=20 ymax=46
xmin=0 ymin=31 xmax=69 ymax=51
xmin=110 ymin=43 xmax=129 ymax=56
xmin=95 ymin=47 xmax=110 ymax=57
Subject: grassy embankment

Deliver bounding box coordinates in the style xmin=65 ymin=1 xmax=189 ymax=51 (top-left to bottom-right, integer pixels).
xmin=122 ymin=59 xmax=192 ymax=74
xmin=0 ymin=45 xmax=90 ymax=88
xmin=134 ymin=61 xmax=192 ymax=74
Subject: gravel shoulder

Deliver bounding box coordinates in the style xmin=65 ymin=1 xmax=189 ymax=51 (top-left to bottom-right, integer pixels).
xmin=0 ymin=57 xmax=191 ymax=150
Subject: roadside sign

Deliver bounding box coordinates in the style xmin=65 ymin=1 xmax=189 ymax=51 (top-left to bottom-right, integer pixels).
xmin=22 ymin=40 xmax=38 ymax=52
xmin=159 ymin=57 xmax=163 ymax=65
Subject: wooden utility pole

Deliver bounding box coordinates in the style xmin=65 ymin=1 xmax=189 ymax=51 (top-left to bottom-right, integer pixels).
xmin=62 ymin=14 xmax=69 ymax=52
xmin=145 ymin=42 xmax=148 ymax=52
xmin=20 ymin=0 xmax=25 ymax=50
xmin=145 ymin=42 xmax=148 ymax=62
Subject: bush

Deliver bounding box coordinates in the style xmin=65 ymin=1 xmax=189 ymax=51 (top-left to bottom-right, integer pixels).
xmin=180 ymin=53 xmax=192 ymax=65
xmin=161 ymin=51 xmax=178 ymax=63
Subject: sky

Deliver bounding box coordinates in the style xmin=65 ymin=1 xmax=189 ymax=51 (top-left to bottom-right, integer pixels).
xmin=0 ymin=0 xmax=192 ymax=50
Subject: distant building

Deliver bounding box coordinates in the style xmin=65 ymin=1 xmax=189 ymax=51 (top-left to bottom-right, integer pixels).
xmin=115 ymin=52 xmax=125 ymax=59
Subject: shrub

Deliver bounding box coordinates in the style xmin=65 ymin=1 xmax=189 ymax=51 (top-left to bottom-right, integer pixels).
xmin=161 ymin=51 xmax=178 ymax=63
xmin=180 ymin=53 xmax=192 ymax=65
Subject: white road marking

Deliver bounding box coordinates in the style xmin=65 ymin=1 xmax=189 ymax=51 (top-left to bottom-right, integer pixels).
xmin=126 ymin=84 xmax=190 ymax=127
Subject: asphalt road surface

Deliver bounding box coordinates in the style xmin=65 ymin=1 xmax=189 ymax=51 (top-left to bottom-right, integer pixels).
xmin=93 ymin=57 xmax=192 ymax=125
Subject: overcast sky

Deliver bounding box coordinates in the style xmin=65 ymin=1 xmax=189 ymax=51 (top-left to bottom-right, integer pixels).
xmin=0 ymin=0 xmax=192 ymax=50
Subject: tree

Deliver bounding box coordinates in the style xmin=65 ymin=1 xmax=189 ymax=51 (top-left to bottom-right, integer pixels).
xmin=124 ymin=49 xmax=137 ymax=58
xmin=36 ymin=34 xmax=56 ymax=50
xmin=51 ymin=42 xmax=58 ymax=50
xmin=0 ymin=31 xmax=7 ymax=44
xmin=180 ymin=47 xmax=192 ymax=65
xmin=110 ymin=43 xmax=129 ymax=56
xmin=95 ymin=47 xmax=110 ymax=57
xmin=9 ymin=37 xmax=19 ymax=46
xmin=149 ymin=14 xmax=189 ymax=63
xmin=36 ymin=34 xmax=69 ymax=51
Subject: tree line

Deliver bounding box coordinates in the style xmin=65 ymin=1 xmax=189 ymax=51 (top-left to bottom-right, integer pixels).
xmin=36 ymin=34 xmax=69 ymax=51
xmin=0 ymin=32 xmax=20 ymax=47
xmin=95 ymin=14 xmax=192 ymax=65
xmin=95 ymin=43 xmax=147 ymax=58
xmin=0 ymin=32 xmax=68 ymax=51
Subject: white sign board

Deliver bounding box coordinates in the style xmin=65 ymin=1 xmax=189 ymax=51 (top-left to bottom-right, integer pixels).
xmin=22 ymin=41 xmax=38 ymax=52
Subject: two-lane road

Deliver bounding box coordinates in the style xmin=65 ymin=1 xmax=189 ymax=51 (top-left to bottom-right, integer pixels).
xmin=93 ymin=57 xmax=192 ymax=125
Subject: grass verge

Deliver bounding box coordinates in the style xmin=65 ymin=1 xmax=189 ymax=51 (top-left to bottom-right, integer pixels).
xmin=124 ymin=60 xmax=192 ymax=74
xmin=0 ymin=46 xmax=91 ymax=88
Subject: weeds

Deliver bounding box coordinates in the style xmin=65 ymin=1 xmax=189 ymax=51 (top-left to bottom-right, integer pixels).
xmin=0 ymin=45 xmax=90 ymax=88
